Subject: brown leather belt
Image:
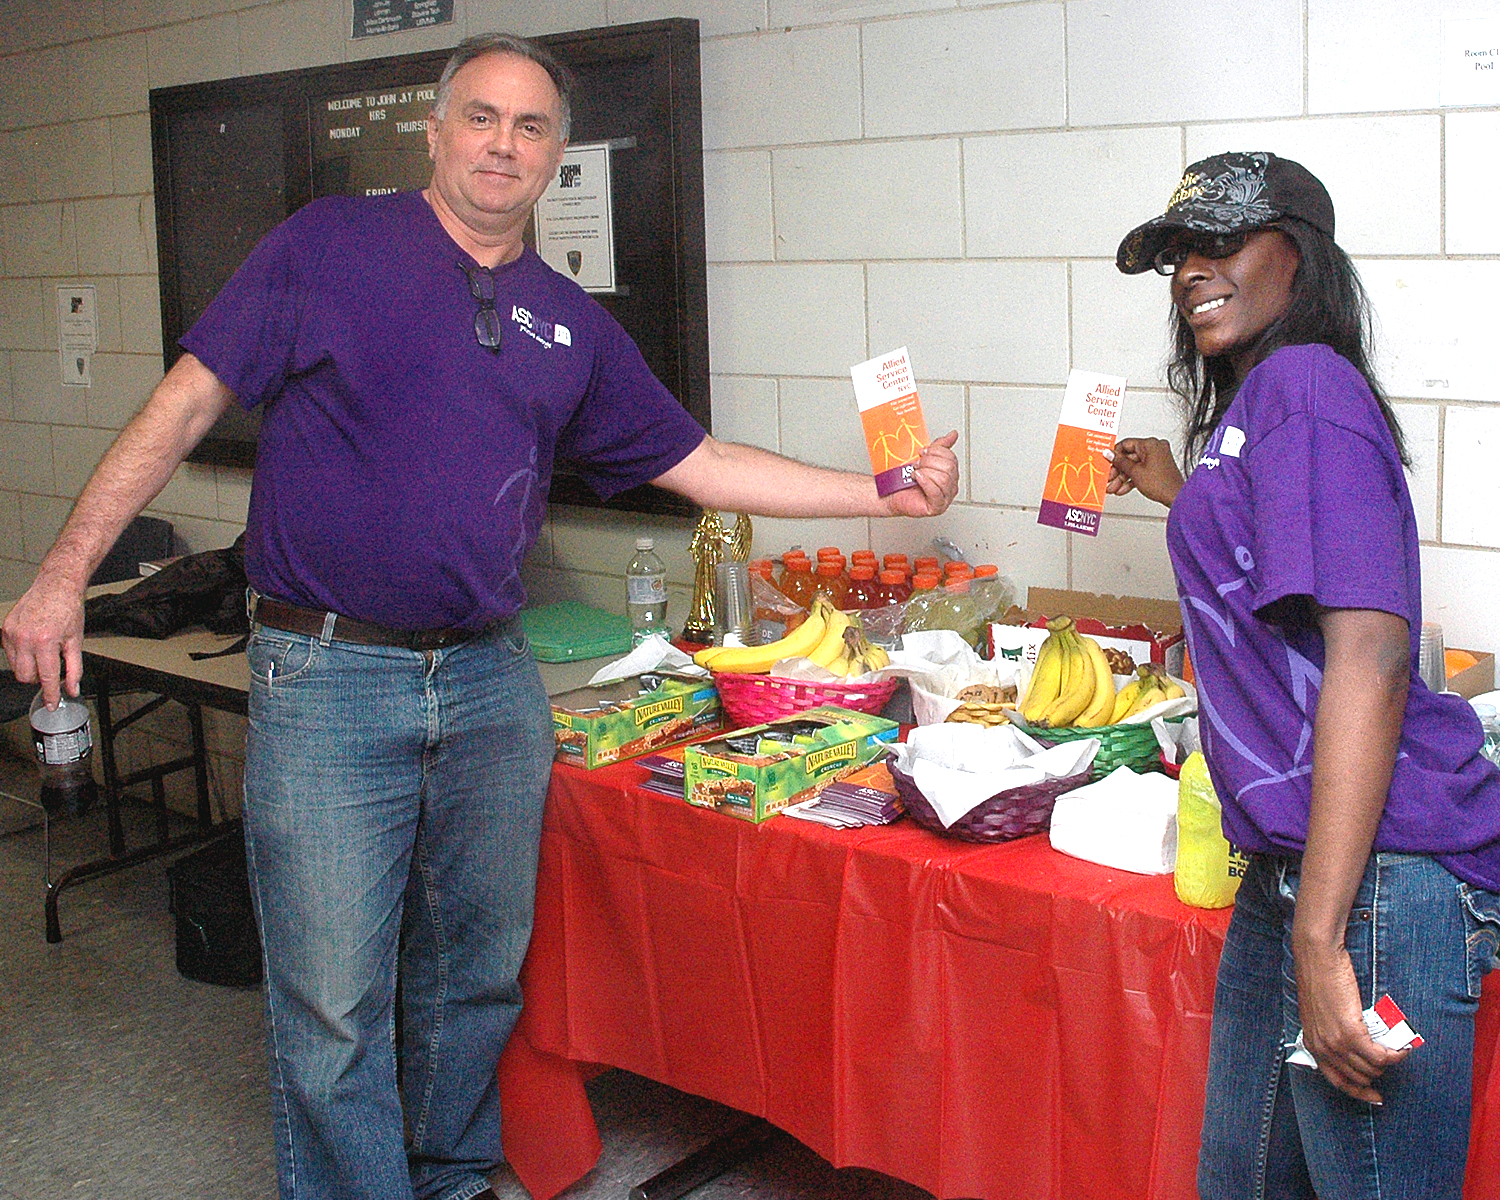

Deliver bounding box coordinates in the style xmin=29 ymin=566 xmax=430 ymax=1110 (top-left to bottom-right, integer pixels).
xmin=250 ymin=594 xmax=478 ymax=651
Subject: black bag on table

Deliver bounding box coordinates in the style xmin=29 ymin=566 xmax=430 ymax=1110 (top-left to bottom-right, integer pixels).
xmin=166 ymin=831 xmax=263 ymax=987
xmin=84 ymin=534 xmax=249 ymax=640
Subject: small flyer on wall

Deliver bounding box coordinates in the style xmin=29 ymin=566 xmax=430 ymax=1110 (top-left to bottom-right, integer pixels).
xmin=534 ymin=142 xmax=617 ymax=293
xmin=1037 ymin=369 xmax=1127 ymax=536
xmin=850 ymin=346 xmax=931 ymax=497
xmin=57 ymin=285 xmax=97 ymax=388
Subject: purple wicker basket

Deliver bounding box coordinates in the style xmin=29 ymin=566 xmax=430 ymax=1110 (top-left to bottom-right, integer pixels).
xmin=889 ymin=762 xmax=1093 ymax=844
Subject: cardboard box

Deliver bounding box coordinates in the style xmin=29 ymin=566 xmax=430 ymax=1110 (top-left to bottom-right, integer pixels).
xmin=1447 ymin=649 xmax=1496 ymax=700
xmin=684 ymin=706 xmax=900 ymax=824
xmin=552 ymin=676 xmax=727 ymax=769
xmin=989 ymin=588 xmax=1185 ymax=676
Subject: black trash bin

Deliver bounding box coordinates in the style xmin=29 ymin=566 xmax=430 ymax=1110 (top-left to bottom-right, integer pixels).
xmin=166 ymin=829 xmax=263 ymax=987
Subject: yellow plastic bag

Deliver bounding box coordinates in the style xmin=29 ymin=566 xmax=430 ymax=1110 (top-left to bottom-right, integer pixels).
xmin=1174 ymin=751 xmax=1251 ymax=909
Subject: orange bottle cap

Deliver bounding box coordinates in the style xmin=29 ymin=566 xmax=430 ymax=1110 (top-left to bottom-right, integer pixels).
xmin=911 ymin=575 xmax=938 ymax=590
xmin=816 ymin=562 xmax=841 ymax=576
xmin=914 ymin=556 xmax=939 ymax=571
xmin=879 ymin=570 xmax=904 ymax=585
xmin=973 ymin=564 xmax=999 ymax=577
xmin=849 ymin=565 xmax=876 ymax=580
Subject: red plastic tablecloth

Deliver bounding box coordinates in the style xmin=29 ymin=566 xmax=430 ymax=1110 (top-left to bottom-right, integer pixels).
xmin=498 ymin=759 xmax=1500 ymax=1200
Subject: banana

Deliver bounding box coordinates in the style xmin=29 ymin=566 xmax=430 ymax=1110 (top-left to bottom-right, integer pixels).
xmin=808 ymin=610 xmax=853 ymax=668
xmin=698 ymin=601 xmax=828 ymax=672
xmin=1073 ymin=634 xmax=1117 ymax=728
xmin=1043 ymin=629 xmax=1096 ymax=728
xmin=1021 ymin=634 xmax=1064 ymax=722
xmin=862 ymin=643 xmax=889 ymax=671
xmin=1163 ymin=681 xmax=1186 ymax=701
xmin=1124 ymin=666 xmax=1167 ymax=717
xmin=695 ymin=644 xmax=729 ymax=667
xmin=1109 ymin=678 xmax=1143 ymax=723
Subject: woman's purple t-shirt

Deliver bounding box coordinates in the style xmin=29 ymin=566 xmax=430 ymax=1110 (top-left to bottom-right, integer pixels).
xmin=181 ymin=191 xmax=706 ymax=631
xmin=1165 ymin=343 xmax=1500 ymax=889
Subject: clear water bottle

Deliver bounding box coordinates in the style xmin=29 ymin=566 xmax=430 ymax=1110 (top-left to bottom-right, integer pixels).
xmin=30 ymin=690 xmax=99 ymax=819
xmin=1475 ymin=703 xmax=1500 ymax=769
xmin=626 ymin=536 xmax=670 ymax=645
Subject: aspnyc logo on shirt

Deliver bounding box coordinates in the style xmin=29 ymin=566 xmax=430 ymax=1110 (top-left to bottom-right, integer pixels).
xmin=1199 ymin=425 xmax=1246 ymax=471
xmin=510 ymin=305 xmax=572 ymax=350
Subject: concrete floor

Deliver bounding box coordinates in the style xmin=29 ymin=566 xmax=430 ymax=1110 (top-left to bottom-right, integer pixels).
xmin=0 ymin=747 xmax=936 ymax=1200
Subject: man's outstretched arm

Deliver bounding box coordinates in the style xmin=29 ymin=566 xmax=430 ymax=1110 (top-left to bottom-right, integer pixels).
xmin=652 ymin=430 xmax=960 ymax=519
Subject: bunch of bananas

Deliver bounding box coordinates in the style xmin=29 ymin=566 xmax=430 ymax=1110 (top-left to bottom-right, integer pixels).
xmin=1019 ymin=617 xmax=1116 ymax=728
xmin=694 ymin=594 xmax=891 ymax=677
xmin=1109 ymin=663 xmax=1185 ymax=722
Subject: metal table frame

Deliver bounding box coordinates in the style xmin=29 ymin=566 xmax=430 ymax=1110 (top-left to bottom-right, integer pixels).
xmin=43 ymin=644 xmax=249 ymax=942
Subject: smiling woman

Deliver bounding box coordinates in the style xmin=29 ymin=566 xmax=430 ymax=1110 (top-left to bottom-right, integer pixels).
xmin=1106 ymin=152 xmax=1500 ymax=1200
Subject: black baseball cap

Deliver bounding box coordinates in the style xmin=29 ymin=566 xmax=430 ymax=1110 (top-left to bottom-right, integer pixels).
xmin=1116 ymin=151 xmax=1336 ymax=275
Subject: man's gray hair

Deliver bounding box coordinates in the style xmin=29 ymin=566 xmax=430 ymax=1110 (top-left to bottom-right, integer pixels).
xmin=432 ymin=33 xmax=574 ymax=140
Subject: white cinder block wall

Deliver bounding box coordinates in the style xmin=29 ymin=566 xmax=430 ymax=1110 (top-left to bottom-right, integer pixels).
xmin=1 ymin=0 xmax=1499 ymax=664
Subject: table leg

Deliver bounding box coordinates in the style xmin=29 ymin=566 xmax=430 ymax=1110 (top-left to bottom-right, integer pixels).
xmin=93 ymin=670 xmax=125 ymax=858
xmin=628 ymin=1118 xmax=782 ymax=1200
xmin=188 ymin=702 xmax=212 ymax=830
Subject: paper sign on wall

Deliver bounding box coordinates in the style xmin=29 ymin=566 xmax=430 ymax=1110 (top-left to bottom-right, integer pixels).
xmin=57 ymin=285 xmax=97 ymax=388
xmin=1441 ymin=17 xmax=1500 ymax=107
xmin=535 ymin=142 xmax=617 ymax=293
xmin=850 ymin=346 xmax=931 ymax=497
xmin=1037 ymin=369 xmax=1127 ymax=537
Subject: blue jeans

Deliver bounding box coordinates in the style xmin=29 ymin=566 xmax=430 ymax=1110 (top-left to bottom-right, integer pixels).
xmin=1199 ymin=852 xmax=1500 ymax=1200
xmin=241 ymin=616 xmax=555 ymax=1200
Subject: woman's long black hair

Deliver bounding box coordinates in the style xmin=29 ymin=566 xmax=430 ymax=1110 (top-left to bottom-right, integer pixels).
xmin=1166 ymin=215 xmax=1408 ymax=466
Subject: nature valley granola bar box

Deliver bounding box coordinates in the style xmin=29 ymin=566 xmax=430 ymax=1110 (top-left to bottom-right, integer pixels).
xmin=683 ymin=705 xmax=900 ymax=823
xmin=552 ymin=675 xmax=726 ymax=769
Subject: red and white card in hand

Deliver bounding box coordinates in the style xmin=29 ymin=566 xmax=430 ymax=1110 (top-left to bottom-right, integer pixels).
xmin=1286 ymin=993 xmax=1424 ymax=1069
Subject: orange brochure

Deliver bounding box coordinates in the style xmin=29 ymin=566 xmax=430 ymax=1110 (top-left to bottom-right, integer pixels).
xmin=1037 ymin=369 xmax=1127 ymax=537
xmin=850 ymin=346 xmax=931 ymax=497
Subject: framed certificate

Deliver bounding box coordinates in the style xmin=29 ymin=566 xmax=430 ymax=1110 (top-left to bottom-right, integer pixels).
xmin=534 ymin=141 xmax=617 ymax=293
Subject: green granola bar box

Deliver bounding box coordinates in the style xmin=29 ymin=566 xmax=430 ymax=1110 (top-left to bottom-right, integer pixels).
xmin=552 ymin=675 xmax=726 ymax=769
xmin=683 ymin=705 xmax=899 ymax=823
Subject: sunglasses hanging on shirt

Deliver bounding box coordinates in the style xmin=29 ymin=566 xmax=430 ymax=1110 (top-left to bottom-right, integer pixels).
xmin=460 ymin=262 xmax=503 ymax=352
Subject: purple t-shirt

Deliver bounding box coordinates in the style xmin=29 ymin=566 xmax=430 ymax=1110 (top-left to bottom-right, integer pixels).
xmin=182 ymin=192 xmax=705 ymax=630
xmin=1166 ymin=343 xmax=1500 ymax=889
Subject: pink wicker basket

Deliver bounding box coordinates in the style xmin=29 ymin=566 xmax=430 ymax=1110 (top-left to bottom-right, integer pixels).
xmin=712 ymin=671 xmax=901 ymax=728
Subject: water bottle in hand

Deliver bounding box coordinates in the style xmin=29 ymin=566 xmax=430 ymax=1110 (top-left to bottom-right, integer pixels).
xmin=30 ymin=690 xmax=99 ymax=819
xmin=626 ymin=536 xmax=670 ymax=646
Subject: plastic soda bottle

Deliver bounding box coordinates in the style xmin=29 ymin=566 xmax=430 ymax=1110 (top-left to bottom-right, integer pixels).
xmin=779 ymin=558 xmax=819 ymax=609
xmin=969 ymin=564 xmax=1016 ymax=624
xmin=845 ymin=565 xmax=877 ymax=610
xmin=626 ymin=536 xmax=670 ymax=645
xmin=814 ymin=561 xmax=848 ymax=609
xmin=30 ymin=690 xmax=99 ymax=818
xmin=900 ymin=573 xmax=941 ymax=632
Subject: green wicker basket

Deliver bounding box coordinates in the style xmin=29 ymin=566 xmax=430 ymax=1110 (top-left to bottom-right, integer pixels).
xmin=1034 ymin=720 xmax=1165 ymax=779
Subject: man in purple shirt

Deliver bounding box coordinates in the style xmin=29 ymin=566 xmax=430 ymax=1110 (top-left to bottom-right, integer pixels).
xmin=2 ymin=34 xmax=959 ymax=1200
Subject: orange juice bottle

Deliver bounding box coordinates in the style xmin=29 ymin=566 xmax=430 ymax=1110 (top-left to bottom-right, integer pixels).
xmin=815 ymin=561 xmax=848 ymax=609
xmin=845 ymin=565 xmax=877 ymax=610
xmin=780 ymin=558 xmax=818 ymax=609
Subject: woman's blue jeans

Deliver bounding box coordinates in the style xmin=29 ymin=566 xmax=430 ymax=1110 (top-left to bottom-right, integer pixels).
xmin=1199 ymin=852 xmax=1500 ymax=1200
xmin=241 ymin=616 xmax=555 ymax=1200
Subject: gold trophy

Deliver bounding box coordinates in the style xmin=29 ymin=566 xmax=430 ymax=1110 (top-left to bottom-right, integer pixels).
xmin=683 ymin=511 xmax=753 ymax=644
